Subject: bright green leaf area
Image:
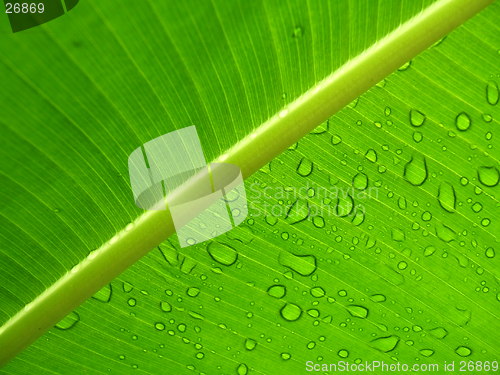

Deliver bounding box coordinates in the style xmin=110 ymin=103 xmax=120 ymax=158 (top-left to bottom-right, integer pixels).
xmin=0 ymin=0 xmax=499 ymax=374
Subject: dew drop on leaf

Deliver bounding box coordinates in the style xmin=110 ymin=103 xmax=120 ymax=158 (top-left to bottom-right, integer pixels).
xmin=409 ymin=109 xmax=426 ymax=127
xmin=336 ymin=194 xmax=354 ymax=217
xmin=280 ymin=302 xmax=302 ymax=321
xmin=55 ymin=311 xmax=80 ymax=330
xmin=267 ymin=284 xmax=286 ymax=299
xmin=127 ymin=298 xmax=136 ymax=307
xmin=455 ymin=346 xmax=472 ymax=357
xmin=398 ymin=60 xmax=412 ymax=71
xmin=365 ymin=149 xmax=378 ymax=162
xmin=423 ymin=246 xmax=436 ymax=257
xmin=437 ymin=182 xmax=456 ymax=212
xmin=331 ymin=134 xmax=342 ymax=145
xmin=244 ymin=338 xmax=257 ymax=351
xmin=310 ymin=286 xmax=326 ymax=298
xmin=455 ymin=112 xmax=472 ymax=131
xmin=403 ymin=155 xmax=428 ymax=186
xmin=122 ymin=281 xmax=133 ymax=293
xmin=207 ymin=242 xmax=238 ymax=266
xmin=391 ymin=228 xmax=405 ymax=242
xmin=338 ymin=349 xmax=349 ymax=358
xmin=236 ymin=363 xmax=249 ymax=375
xmin=278 ymin=251 xmax=317 ymax=276
xmin=92 ymin=283 xmax=112 ymax=303
xmin=297 ymin=157 xmax=313 ymax=177
xmin=186 ymin=287 xmax=200 ymax=297
xmin=477 ymin=166 xmax=499 ymax=187
xmin=429 ymin=327 xmax=448 ymax=339
xmin=370 ymin=294 xmax=386 ymax=303
xmin=286 ymin=199 xmax=310 ymax=224
xmin=311 ymin=120 xmax=329 ymax=134
xmin=281 ymin=352 xmax=291 ymax=360
xmin=370 ymin=335 xmax=400 ymax=352
xmin=312 ymin=215 xmax=325 ymax=228
xmin=352 ymin=172 xmax=368 ymax=190
xmin=485 ymin=247 xmax=495 ymax=258
xmin=486 ymin=80 xmax=499 ymax=105
xmin=346 ymin=305 xmax=369 ymax=319
xmin=154 ymin=322 xmax=165 ymax=331
xmin=420 ymin=349 xmax=434 ymax=357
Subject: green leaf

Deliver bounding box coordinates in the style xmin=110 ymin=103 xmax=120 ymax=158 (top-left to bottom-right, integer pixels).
xmin=1 ymin=0 xmax=498 ymax=373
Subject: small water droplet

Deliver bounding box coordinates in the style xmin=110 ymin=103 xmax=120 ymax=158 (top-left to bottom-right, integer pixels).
xmin=352 ymin=172 xmax=368 ymax=190
xmin=245 ymin=338 xmax=257 ymax=351
xmin=281 ymin=352 xmax=291 ymax=360
xmin=236 ymin=363 xmax=249 ymax=375
xmin=267 ymin=284 xmax=286 ymax=299
xmin=292 ymin=26 xmax=303 ymax=38
xmin=410 ymin=109 xmax=426 ymax=127
xmin=297 ymin=158 xmax=313 ymax=177
xmin=420 ymin=349 xmax=434 ymax=357
xmin=430 ymin=327 xmax=448 ymax=339
xmin=346 ymin=305 xmax=369 ymax=319
xmin=280 ymin=302 xmax=302 ymax=321
xmin=312 ymin=215 xmax=325 ymax=228
xmin=455 ymin=112 xmax=472 ymax=131
xmin=455 ymin=346 xmax=472 ymax=357
xmin=186 ymin=287 xmax=200 ymax=297
xmin=331 ymin=134 xmax=342 ymax=145
xmin=370 ymin=294 xmax=386 ymax=303
xmin=92 ymin=284 xmax=112 ymax=303
xmin=160 ymin=301 xmax=172 ymax=312
xmin=403 ymin=155 xmax=428 ymax=186
xmin=370 ymin=335 xmax=400 ymax=352
xmin=310 ymin=286 xmax=326 ymax=298
xmin=477 ymin=166 xmax=499 ymax=187
xmin=338 ymin=349 xmax=349 ymax=358
xmin=437 ymin=182 xmax=456 ymax=212
xmin=127 ymin=298 xmax=136 ymax=307
xmin=286 ymin=199 xmax=310 ymax=224
xmin=207 ymin=242 xmax=238 ymax=266
xmin=486 ymin=81 xmax=499 ymax=105
xmin=365 ymin=149 xmax=378 ymax=162
xmin=55 ymin=311 xmax=80 ymax=330
xmin=155 ymin=322 xmax=165 ymax=331
xmin=398 ymin=60 xmax=412 ymax=71
xmin=278 ymin=251 xmax=317 ymax=276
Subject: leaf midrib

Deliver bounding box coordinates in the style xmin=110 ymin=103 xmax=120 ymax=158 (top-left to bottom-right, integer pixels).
xmin=0 ymin=0 xmax=494 ymax=366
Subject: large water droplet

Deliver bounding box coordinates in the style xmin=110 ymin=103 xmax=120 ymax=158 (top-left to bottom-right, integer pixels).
xmin=346 ymin=305 xmax=369 ymax=319
xmin=477 ymin=166 xmax=499 ymax=187
xmin=286 ymin=199 xmax=310 ymax=224
xmin=280 ymin=302 xmax=302 ymax=321
xmin=92 ymin=284 xmax=112 ymax=303
xmin=297 ymin=158 xmax=313 ymax=177
xmin=486 ymin=81 xmax=499 ymax=105
xmin=267 ymin=284 xmax=286 ymax=299
xmin=336 ymin=194 xmax=354 ymax=217
xmin=455 ymin=112 xmax=471 ymax=131
xmin=455 ymin=346 xmax=472 ymax=357
xmin=237 ymin=363 xmax=249 ymax=375
xmin=403 ymin=155 xmax=428 ymax=186
xmin=410 ymin=109 xmax=426 ymax=127
xmin=55 ymin=311 xmax=80 ymax=330
xmin=279 ymin=251 xmax=317 ymax=276
xmin=370 ymin=335 xmax=400 ymax=352
xmin=207 ymin=242 xmax=238 ymax=266
xmin=437 ymin=182 xmax=456 ymax=212
xmin=245 ymin=338 xmax=257 ymax=351
xmin=352 ymin=172 xmax=368 ymax=190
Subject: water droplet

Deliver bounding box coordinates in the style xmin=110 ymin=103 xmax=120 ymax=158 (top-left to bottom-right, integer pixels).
xmin=306 ymin=341 xmax=316 ymax=349
xmin=155 ymin=322 xmax=165 ymax=331
xmin=278 ymin=251 xmax=317 ymax=276
xmin=237 ymin=363 xmax=249 ymax=375
xmin=267 ymin=284 xmax=286 ymax=299
xmin=244 ymin=338 xmax=257 ymax=351
xmin=398 ymin=60 xmax=412 ymax=71
xmin=410 ymin=109 xmax=426 ymax=127
xmin=278 ymin=352 xmax=291 ymax=361
xmin=412 ymin=131 xmax=423 ymax=143
xmin=486 ymin=81 xmax=499 ymax=105
xmin=55 ymin=311 xmax=80 ymax=330
xmin=127 ymin=298 xmax=136 ymax=307
xmin=160 ymin=301 xmax=172 ymax=312
xmin=122 ymin=281 xmax=134 ymax=293
xmin=485 ymin=247 xmax=495 ymax=258
xmin=280 ymin=302 xmax=302 ymax=321
xmin=455 ymin=112 xmax=472 ymax=131
xmin=346 ymin=305 xmax=369 ymax=319
xmin=370 ymin=294 xmax=386 ymax=303
xmin=338 ymin=349 xmax=349 ymax=358
xmin=92 ymin=284 xmax=112 ymax=303
xmin=477 ymin=166 xmax=499 ymax=187
xmin=297 ymin=158 xmax=313 ymax=177
xmin=310 ymin=286 xmax=326 ymax=298
xmin=365 ymin=149 xmax=378 ymax=162
xmin=352 ymin=172 xmax=368 ymax=190
xmin=312 ymin=215 xmax=325 ymax=228
xmin=336 ymin=194 xmax=354 ymax=217
xmin=207 ymin=242 xmax=238 ymax=266
xmin=437 ymin=182 xmax=456 ymax=212
xmin=311 ymin=120 xmax=329 ymax=134
xmin=370 ymin=335 xmax=400 ymax=352
xmin=420 ymin=349 xmax=434 ymax=357
xmin=435 ymin=223 xmax=456 ymax=242
xmin=397 ymin=261 xmax=408 ymax=270
xmin=285 ymin=199 xmax=310 ymax=224
xmin=186 ymin=287 xmax=200 ymax=297
xmin=455 ymin=346 xmax=472 ymax=357
xmin=331 ymin=134 xmax=342 ymax=145
xmin=430 ymin=327 xmax=448 ymax=339
xmin=403 ymin=155 xmax=428 ymax=186
xmin=292 ymin=26 xmax=303 ymax=38
xmin=391 ymin=228 xmax=405 ymax=242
